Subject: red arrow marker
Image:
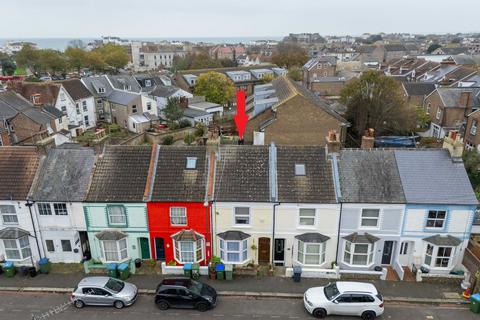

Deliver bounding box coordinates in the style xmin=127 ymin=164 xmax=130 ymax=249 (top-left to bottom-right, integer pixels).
xmin=234 ymin=90 xmax=248 ymax=140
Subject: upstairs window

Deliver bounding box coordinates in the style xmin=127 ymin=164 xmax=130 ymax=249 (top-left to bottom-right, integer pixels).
xmin=436 ymin=108 xmax=442 ymax=120
xmin=360 ymin=209 xmax=380 ymax=228
xmin=471 ymin=120 xmax=478 ymax=136
xmin=170 ymin=207 xmax=187 ymax=226
xmin=76 ymin=104 xmax=81 ymax=115
xmin=0 ymin=205 xmax=18 ymax=225
xmin=426 ymin=210 xmax=446 ymax=229
xmin=53 ymin=203 xmax=68 ymax=215
xmin=295 ymin=164 xmax=306 ymax=176
xmin=107 ymin=205 xmax=127 ymax=226
xmin=299 ymin=208 xmax=316 ymax=226
xmin=147 ymin=102 xmax=152 ymax=111
xmin=132 ymin=105 xmax=137 ymax=114
xmin=234 ymin=207 xmax=250 ymax=225
xmin=38 ymin=203 xmax=52 ymax=215
xmin=82 ymin=100 xmax=88 ymax=111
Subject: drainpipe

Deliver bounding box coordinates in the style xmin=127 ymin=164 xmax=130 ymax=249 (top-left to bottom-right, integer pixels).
xmin=335 ymin=202 xmax=343 ymax=265
xmin=271 ymin=202 xmax=281 ymax=269
xmin=25 ymin=198 xmax=42 ymax=260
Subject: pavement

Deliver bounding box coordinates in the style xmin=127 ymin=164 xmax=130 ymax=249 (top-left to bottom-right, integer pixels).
xmin=0 ymin=272 xmax=469 ymax=304
xmin=0 ymin=291 xmax=477 ymax=320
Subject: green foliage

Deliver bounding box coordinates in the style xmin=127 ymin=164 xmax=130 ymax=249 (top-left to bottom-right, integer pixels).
xmin=210 ymin=256 xmax=221 ymax=265
xmin=178 ymin=119 xmax=191 ymax=128
xmin=68 ymin=39 xmax=86 ymax=49
xmin=167 ymin=260 xmax=176 ymax=266
xmin=24 ymin=75 xmax=41 ymax=82
xmin=417 ymin=137 xmax=442 ymax=148
xmin=261 ymin=73 xmax=274 ymax=84
xmin=194 ymin=71 xmax=235 ymax=105
xmin=463 ymin=150 xmax=480 ymax=199
xmin=15 ymin=44 xmax=39 ymax=70
xmin=427 ymin=44 xmax=442 ymax=53
xmin=340 ymin=70 xmax=416 ymax=137
xmin=287 ymin=66 xmax=302 ymax=81
xmin=271 ymin=42 xmax=309 ymax=68
xmin=108 ymin=124 xmax=122 ymax=133
xmin=163 ymin=97 xmax=184 ymax=122
xmin=194 ymin=124 xmax=205 ymax=137
xmin=74 ymin=131 xmax=97 ymax=146
xmin=161 ymin=135 xmax=174 ymax=145
xmin=1 ymin=59 xmax=16 ymax=76
xmin=65 ymin=47 xmax=88 ymax=72
xmin=93 ymin=43 xmax=129 ymax=70
xmin=183 ymin=133 xmax=194 ymax=145
xmin=415 ymin=107 xmax=431 ymax=131
xmin=173 ymin=52 xmax=223 ymax=70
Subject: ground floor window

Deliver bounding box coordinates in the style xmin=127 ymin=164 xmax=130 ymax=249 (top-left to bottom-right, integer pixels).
xmin=101 ymin=238 xmax=128 ymax=262
xmin=219 ymin=239 xmax=248 ymax=264
xmin=173 ymin=237 xmax=204 ymax=264
xmin=342 ymin=241 xmax=374 ymax=266
xmin=3 ymin=236 xmax=31 ymax=260
xmin=424 ymin=244 xmax=454 ymax=268
xmin=297 ymin=240 xmax=326 ymax=265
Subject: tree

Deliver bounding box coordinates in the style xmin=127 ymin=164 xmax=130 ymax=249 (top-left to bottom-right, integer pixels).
xmin=163 ymin=97 xmax=184 ymax=122
xmin=340 ymin=70 xmax=416 ymax=137
xmin=38 ymin=49 xmax=67 ymax=74
xmin=287 ymin=66 xmax=302 ymax=81
xmin=463 ymin=151 xmax=480 ymax=199
xmin=261 ymin=73 xmax=274 ymax=84
xmin=1 ymin=59 xmax=16 ymax=76
xmin=15 ymin=44 xmax=40 ymax=71
xmin=85 ymin=51 xmax=106 ymax=71
xmin=271 ymin=42 xmax=309 ymax=68
xmin=65 ymin=47 xmax=88 ymax=73
xmin=427 ymin=44 xmax=442 ymax=53
xmin=94 ymin=43 xmax=129 ymax=70
xmin=194 ymin=71 xmax=235 ymax=105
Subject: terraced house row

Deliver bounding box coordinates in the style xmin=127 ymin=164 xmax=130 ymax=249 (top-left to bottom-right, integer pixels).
xmin=0 ymin=131 xmax=477 ymax=280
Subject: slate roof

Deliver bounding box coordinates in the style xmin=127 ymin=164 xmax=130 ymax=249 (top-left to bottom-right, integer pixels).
xmin=0 ymin=90 xmax=34 ymax=111
xmin=436 ymin=87 xmax=480 ymax=108
xmin=31 ymin=148 xmax=96 ymax=202
xmin=0 ymin=227 xmax=30 ymax=239
xmin=151 ymin=85 xmax=180 ymax=98
xmin=215 ymin=146 xmax=270 ymax=202
xmin=423 ymin=234 xmax=462 ymax=246
xmin=183 ymin=108 xmax=210 ymax=118
xmin=59 ymin=79 xmax=92 ymax=101
xmin=276 ymin=146 xmax=336 ymax=203
xmin=86 ymin=145 xmax=152 ymax=202
xmin=0 ymin=92 xmax=21 ymax=119
xmin=303 ymin=56 xmax=337 ymax=70
xmin=343 ymin=232 xmax=380 ymax=244
xmin=402 ymin=82 xmax=436 ymax=97
xmin=22 ymin=107 xmax=54 ymax=124
xmin=81 ymin=76 xmax=114 ymax=98
xmin=384 ymin=44 xmax=407 ymax=52
xmin=217 ymin=230 xmax=251 ymax=240
xmin=295 ymin=232 xmax=330 ymax=243
xmin=95 ymin=230 xmax=127 ymax=241
xmin=42 ymin=105 xmax=64 ymax=118
xmin=171 ymin=230 xmax=203 ymax=241
xmin=108 ymin=90 xmax=139 ymax=105
xmin=394 ymin=149 xmax=478 ymax=205
xmin=0 ymin=146 xmax=39 ymax=200
xmin=107 ymin=75 xmax=142 ymax=93
xmin=338 ymin=149 xmax=405 ymax=203
xmin=150 ymin=146 xmax=208 ymax=202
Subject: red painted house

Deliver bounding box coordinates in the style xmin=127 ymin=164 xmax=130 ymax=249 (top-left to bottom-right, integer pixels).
xmin=146 ymin=146 xmax=212 ymax=266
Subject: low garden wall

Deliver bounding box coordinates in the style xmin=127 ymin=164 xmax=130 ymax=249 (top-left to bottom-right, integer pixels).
xmin=160 ymin=262 xmax=209 ymax=276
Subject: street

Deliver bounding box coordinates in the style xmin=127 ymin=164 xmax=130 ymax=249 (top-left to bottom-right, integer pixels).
xmin=0 ymin=291 xmax=476 ymax=320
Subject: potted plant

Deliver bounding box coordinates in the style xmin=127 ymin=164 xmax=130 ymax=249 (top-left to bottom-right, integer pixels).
xmin=209 ymin=256 xmax=221 ymax=279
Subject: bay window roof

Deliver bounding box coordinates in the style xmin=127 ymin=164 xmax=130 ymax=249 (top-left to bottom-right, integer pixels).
xmin=0 ymin=227 xmax=30 ymax=239
xmin=295 ymin=232 xmax=330 ymax=243
xmin=95 ymin=230 xmax=128 ymax=241
xmin=423 ymin=234 xmax=462 ymax=246
xmin=217 ymin=230 xmax=251 ymax=241
xmin=343 ymin=232 xmax=379 ymax=244
xmin=171 ymin=230 xmax=203 ymax=241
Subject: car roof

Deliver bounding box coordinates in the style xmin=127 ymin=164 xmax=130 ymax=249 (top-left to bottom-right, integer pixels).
xmin=160 ymin=278 xmax=192 ymax=287
xmin=335 ymin=282 xmax=378 ymax=294
xmin=78 ymin=276 xmax=110 ymax=287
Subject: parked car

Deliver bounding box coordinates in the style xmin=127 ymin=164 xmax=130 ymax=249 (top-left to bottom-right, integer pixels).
xmin=303 ymin=282 xmax=384 ymax=320
xmin=71 ymin=276 xmax=138 ymax=309
xmin=39 ymin=76 xmax=52 ymax=82
xmin=155 ymin=278 xmax=217 ymax=312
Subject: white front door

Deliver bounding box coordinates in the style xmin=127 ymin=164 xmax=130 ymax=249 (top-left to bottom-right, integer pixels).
xmin=398 ymin=241 xmax=412 ymax=266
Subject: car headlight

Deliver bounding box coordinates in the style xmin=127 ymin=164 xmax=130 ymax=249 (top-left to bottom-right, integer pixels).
xmin=305 ymin=296 xmax=313 ymax=307
xmin=205 ymin=296 xmax=213 ymax=302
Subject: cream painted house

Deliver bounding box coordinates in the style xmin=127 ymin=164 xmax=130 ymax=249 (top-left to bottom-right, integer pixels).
xmin=213 ymin=144 xmax=340 ymax=268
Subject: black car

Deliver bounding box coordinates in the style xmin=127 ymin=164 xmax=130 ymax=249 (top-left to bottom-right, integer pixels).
xmin=155 ymin=278 xmax=217 ymax=312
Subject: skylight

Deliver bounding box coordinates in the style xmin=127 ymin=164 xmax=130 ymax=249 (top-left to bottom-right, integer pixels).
xmin=295 ymin=164 xmax=306 ymax=176
xmin=186 ymin=157 xmax=197 ymax=169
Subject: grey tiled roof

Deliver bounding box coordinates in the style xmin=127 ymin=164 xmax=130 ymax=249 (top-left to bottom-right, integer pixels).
xmin=402 ymin=82 xmax=436 ymax=97
xmin=343 ymin=232 xmax=379 ymax=244
xmin=31 ymin=148 xmax=96 ymax=202
xmin=95 ymin=230 xmax=127 ymax=241
xmin=423 ymin=234 xmax=462 ymax=246
xmin=338 ymin=149 xmax=405 ymax=203
xmin=150 ymin=146 xmax=207 ymax=202
xmin=0 ymin=146 xmax=39 ymax=200
xmin=276 ymin=146 xmax=336 ymax=203
xmin=394 ymin=149 xmax=478 ymax=205
xmin=436 ymin=87 xmax=480 ymax=108
xmin=108 ymin=90 xmax=139 ymax=105
xmin=295 ymin=232 xmax=330 ymax=243
xmin=217 ymin=230 xmax=251 ymax=240
xmin=86 ymin=146 xmax=152 ymax=202
xmin=107 ymin=75 xmax=142 ymax=93
xmin=215 ymin=146 xmax=270 ymax=202
xmin=59 ymin=79 xmax=93 ymax=101
xmin=0 ymin=227 xmax=30 ymax=239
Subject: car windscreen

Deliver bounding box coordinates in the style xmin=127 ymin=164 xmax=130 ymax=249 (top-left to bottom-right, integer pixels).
xmin=104 ymin=278 xmax=125 ymax=293
xmin=187 ymin=280 xmax=203 ymax=295
xmin=323 ymin=283 xmax=340 ymax=300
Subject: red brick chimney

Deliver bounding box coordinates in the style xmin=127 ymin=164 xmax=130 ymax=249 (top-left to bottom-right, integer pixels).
xmin=459 ymin=91 xmax=471 ymax=107
xmin=361 ymin=128 xmax=375 ymax=149
xmin=325 ymin=130 xmax=341 ymax=154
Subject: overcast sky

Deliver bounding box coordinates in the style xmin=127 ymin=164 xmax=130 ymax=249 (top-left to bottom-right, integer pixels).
xmin=2 ymin=0 xmax=479 ymax=38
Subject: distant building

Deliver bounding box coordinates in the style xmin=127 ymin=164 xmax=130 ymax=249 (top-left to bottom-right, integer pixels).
xmin=209 ymin=45 xmax=246 ymax=61
xmin=131 ymin=42 xmax=187 ymax=71
xmin=2 ymin=41 xmax=37 ymax=55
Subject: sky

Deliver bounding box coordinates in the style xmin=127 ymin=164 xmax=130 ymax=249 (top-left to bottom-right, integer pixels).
xmin=1 ymin=0 xmax=479 ymax=38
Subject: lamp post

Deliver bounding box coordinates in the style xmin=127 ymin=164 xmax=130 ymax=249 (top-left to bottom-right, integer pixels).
xmin=25 ymin=198 xmax=42 ymax=260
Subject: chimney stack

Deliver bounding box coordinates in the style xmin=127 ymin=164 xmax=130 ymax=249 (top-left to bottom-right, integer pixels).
xmin=459 ymin=91 xmax=471 ymax=107
xmin=442 ymin=130 xmax=464 ymax=162
xmin=361 ymin=128 xmax=375 ymax=149
xmin=325 ymin=130 xmax=341 ymax=154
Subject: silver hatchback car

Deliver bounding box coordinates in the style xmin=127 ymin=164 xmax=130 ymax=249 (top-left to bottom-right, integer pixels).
xmin=71 ymin=277 xmax=138 ymax=309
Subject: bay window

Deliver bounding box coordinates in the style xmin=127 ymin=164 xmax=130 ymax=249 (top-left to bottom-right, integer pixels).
xmin=219 ymin=239 xmax=248 ymax=264
xmin=0 ymin=205 xmax=18 ymax=225
xmin=101 ymin=238 xmax=128 ymax=262
xmin=297 ymin=240 xmax=326 ymax=265
xmin=3 ymin=236 xmax=31 ymax=260
xmin=173 ymin=237 xmax=204 ymax=264
xmin=343 ymin=241 xmax=374 ymax=266
xmin=423 ymin=244 xmax=454 ymax=268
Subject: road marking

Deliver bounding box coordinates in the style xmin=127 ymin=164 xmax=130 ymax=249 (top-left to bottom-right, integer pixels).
xmin=11 ymin=309 xmax=22 ymax=312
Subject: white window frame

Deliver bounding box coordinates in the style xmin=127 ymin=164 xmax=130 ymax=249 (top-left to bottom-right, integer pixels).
xmin=173 ymin=237 xmax=204 ymax=264
xmin=3 ymin=236 xmax=31 ymax=261
xmin=37 ymin=203 xmax=52 ymax=216
xmin=425 ymin=210 xmax=446 ymax=229
xmin=342 ymin=240 xmax=375 ymax=267
xmin=471 ymin=120 xmax=478 ymax=136
xmin=61 ymin=239 xmax=72 ymax=252
xmin=432 ymin=124 xmax=441 ymax=138
xmin=423 ymin=244 xmax=454 ymax=269
xmin=219 ymin=239 xmax=248 ymax=264
xmin=46 ymin=239 xmax=55 ymax=252
xmin=436 ymin=107 xmax=442 ymax=120
xmin=296 ymin=240 xmax=326 ymax=266
xmin=82 ymin=100 xmax=88 ymax=111
xmin=0 ymin=205 xmax=18 ymax=225
xmin=295 ymin=164 xmax=306 ymax=176
xmin=107 ymin=205 xmax=127 ymax=226
xmin=234 ymin=207 xmax=250 ymax=226
xmin=298 ymin=208 xmax=316 ymax=228
xmin=53 ymin=203 xmax=68 ymax=215
xmin=100 ymin=238 xmax=128 ymax=262
xmin=186 ymin=157 xmax=197 ymax=169
xmin=360 ymin=209 xmax=381 ymax=229
xmin=169 ymin=207 xmax=187 ymax=226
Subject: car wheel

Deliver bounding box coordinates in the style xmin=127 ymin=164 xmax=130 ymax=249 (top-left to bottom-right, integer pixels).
xmin=156 ymin=300 xmax=169 ymax=310
xmin=312 ymin=308 xmax=327 ymax=318
xmin=114 ymin=300 xmax=124 ymax=309
xmin=73 ymin=300 xmax=85 ymax=309
xmin=361 ymin=311 xmax=376 ymax=320
xmin=196 ymin=302 xmax=209 ymax=312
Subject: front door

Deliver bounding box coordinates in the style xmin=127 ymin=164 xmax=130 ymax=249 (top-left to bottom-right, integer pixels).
xmin=79 ymin=231 xmax=91 ymax=260
xmin=139 ymin=237 xmax=150 ymax=259
xmin=274 ymin=239 xmax=285 ymax=266
xmin=381 ymin=241 xmax=394 ymax=265
xmin=399 ymin=241 xmax=411 ymax=266
xmin=258 ymin=237 xmax=270 ymax=264
xmin=155 ymin=238 xmax=165 ymax=261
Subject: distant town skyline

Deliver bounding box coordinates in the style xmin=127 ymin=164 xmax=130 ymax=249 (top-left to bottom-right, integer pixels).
xmin=2 ymin=0 xmax=479 ymax=38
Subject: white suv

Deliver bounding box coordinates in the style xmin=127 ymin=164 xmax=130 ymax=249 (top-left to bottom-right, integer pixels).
xmin=304 ymin=281 xmax=384 ymax=319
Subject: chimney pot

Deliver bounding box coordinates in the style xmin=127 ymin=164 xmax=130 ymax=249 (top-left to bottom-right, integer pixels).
xmin=326 ymin=130 xmax=341 ymax=154
xmin=443 ymin=130 xmax=464 ymax=161
xmin=361 ymin=128 xmax=375 ymax=149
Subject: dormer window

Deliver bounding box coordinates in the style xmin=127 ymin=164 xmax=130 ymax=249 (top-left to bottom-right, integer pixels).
xmin=145 ymin=80 xmax=152 ymax=87
xmin=295 ymin=164 xmax=306 ymax=176
xmin=186 ymin=157 xmax=197 ymax=169
xmin=98 ymin=87 xmax=105 ymax=94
